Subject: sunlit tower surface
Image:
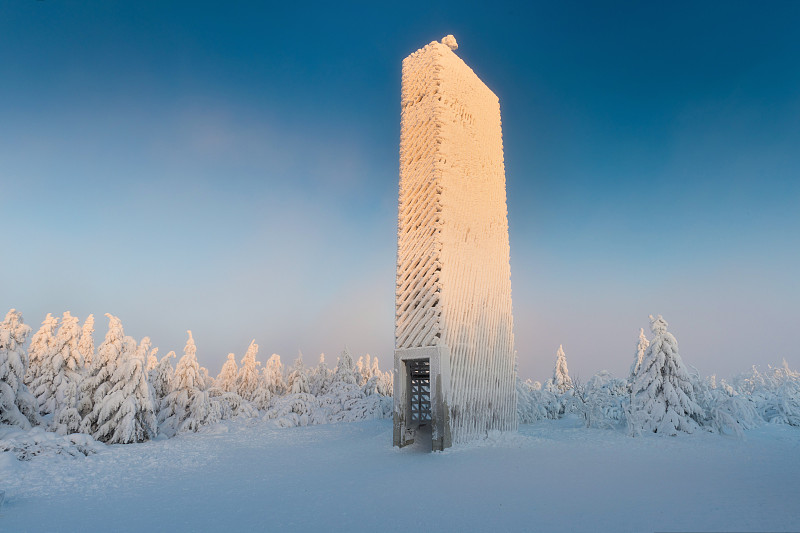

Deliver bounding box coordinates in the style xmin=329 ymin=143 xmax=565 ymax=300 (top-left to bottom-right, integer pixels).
xmin=393 ymin=36 xmax=517 ymax=450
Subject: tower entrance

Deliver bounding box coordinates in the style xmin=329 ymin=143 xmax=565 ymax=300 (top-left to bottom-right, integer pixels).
xmin=408 ymin=359 xmax=431 ymax=427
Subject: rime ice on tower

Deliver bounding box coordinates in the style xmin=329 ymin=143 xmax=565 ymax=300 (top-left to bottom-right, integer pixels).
xmin=393 ymin=35 xmax=517 ymax=450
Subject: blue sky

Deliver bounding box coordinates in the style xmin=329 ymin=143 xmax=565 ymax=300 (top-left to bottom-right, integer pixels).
xmin=1 ymin=1 xmax=798 ymax=380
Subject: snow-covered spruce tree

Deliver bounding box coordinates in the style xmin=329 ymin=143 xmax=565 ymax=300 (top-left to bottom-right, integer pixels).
xmin=159 ymin=331 xmax=219 ymax=436
xmin=369 ymin=356 xmax=380 ymax=383
xmin=630 ymin=315 xmax=703 ymax=436
xmin=287 ymin=354 xmax=310 ymax=394
xmin=309 ymin=353 xmax=332 ymax=396
xmin=149 ymin=351 xmax=175 ymax=409
xmin=695 ymin=375 xmax=760 ymax=436
xmin=237 ymin=340 xmax=261 ymax=402
xmin=199 ymin=366 xmax=213 ymax=390
xmin=80 ymin=314 xmax=157 ymax=443
xmin=216 ymin=353 xmax=238 ymax=393
xmin=49 ymin=312 xmax=85 ymax=435
xmin=0 ymin=309 xmax=40 ymax=428
xmin=584 ymin=371 xmax=628 ymax=429
xmin=145 ymin=351 xmax=159 ymax=373
xmin=136 ymin=337 xmax=158 ymax=371
xmin=93 ymin=347 xmax=158 ymax=444
xmin=27 ymin=313 xmax=60 ymax=412
xmin=767 ymin=361 xmax=800 ymax=426
xmin=25 ymin=313 xmax=58 ymax=387
xmin=516 ymin=377 xmax=558 ymax=423
xmin=731 ymin=361 xmax=800 ymax=427
xmin=548 ymin=344 xmax=572 ymax=394
xmin=629 ymin=328 xmax=650 ymax=383
xmin=334 ymin=346 xmax=358 ymax=386
xmin=356 ymin=355 xmax=369 ymax=386
xmin=78 ymin=314 xmax=95 ymax=368
xmin=251 ymin=367 xmax=272 ymax=410
xmin=264 ymin=353 xmax=285 ymax=396
xmin=80 ymin=314 xmax=122 ymax=423
xmin=377 ymin=369 xmax=394 ymax=397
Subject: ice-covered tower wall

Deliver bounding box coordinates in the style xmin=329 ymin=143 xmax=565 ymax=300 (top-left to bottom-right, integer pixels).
xmin=394 ymin=36 xmax=517 ymax=448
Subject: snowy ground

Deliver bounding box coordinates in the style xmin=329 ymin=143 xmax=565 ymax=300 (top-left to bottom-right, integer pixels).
xmin=2 ymin=417 xmax=799 ymax=532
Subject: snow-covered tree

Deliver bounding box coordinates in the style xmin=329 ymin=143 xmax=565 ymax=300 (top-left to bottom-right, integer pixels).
xmin=264 ymin=354 xmax=285 ymax=396
xmin=33 ymin=312 xmax=83 ymax=416
xmin=91 ymin=342 xmax=158 ymax=443
xmin=334 ymin=346 xmax=358 ymax=386
xmin=199 ymin=366 xmax=213 ymax=391
xmin=237 ymin=340 xmax=261 ymax=401
xmin=630 ymin=315 xmax=703 ymax=436
xmin=51 ymin=380 xmax=82 ymax=436
xmin=549 ymin=345 xmax=572 ymax=394
xmin=629 ymin=328 xmax=649 ymax=382
xmin=0 ymin=309 xmax=39 ymax=428
xmin=49 ymin=312 xmax=85 ymax=434
xmin=516 ymin=377 xmax=559 ymax=423
xmin=694 ymin=375 xmax=761 ymax=436
xmin=80 ymin=314 xmax=145 ymax=440
xmin=377 ymin=369 xmax=394 ymax=397
xmin=369 ymin=356 xmax=381 ymax=383
xmin=135 ymin=337 xmax=158 ymax=372
xmin=216 ymin=353 xmax=238 ymax=393
xmin=26 ymin=313 xmax=59 ymax=408
xmin=356 ymin=355 xmax=368 ymax=386
xmin=583 ymin=371 xmax=628 ymax=429
xmin=309 ymin=353 xmax=332 ymax=396
xmin=251 ymin=368 xmax=272 ymax=410
xmin=729 ymin=361 xmax=800 ymax=427
xmin=149 ymin=351 xmax=175 ymax=407
xmin=78 ymin=314 xmax=95 ymax=368
xmin=159 ymin=331 xmax=217 ymax=436
xmin=287 ymin=354 xmax=310 ymax=394
xmin=145 ymin=352 xmax=159 ymax=373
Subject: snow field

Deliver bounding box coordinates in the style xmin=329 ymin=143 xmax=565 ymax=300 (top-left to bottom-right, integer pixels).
xmin=2 ymin=417 xmax=799 ymax=532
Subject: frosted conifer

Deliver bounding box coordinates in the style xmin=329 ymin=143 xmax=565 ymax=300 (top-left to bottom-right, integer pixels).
xmin=136 ymin=337 xmax=158 ymax=368
xmin=356 ymin=356 xmax=366 ymax=386
xmin=334 ymin=346 xmax=358 ymax=385
xmin=26 ymin=313 xmax=59 ymax=398
xmin=251 ymin=367 xmax=272 ymax=410
xmin=288 ymin=354 xmax=310 ymax=394
xmin=310 ymin=353 xmax=332 ymax=396
xmin=369 ymin=356 xmax=381 ymax=383
xmin=216 ymin=353 xmax=238 ymax=393
xmin=377 ymin=370 xmax=394 ymax=397
xmin=0 ymin=309 xmax=40 ymax=428
xmin=145 ymin=351 xmax=159 ymax=373
xmin=49 ymin=312 xmax=84 ymax=434
xmin=551 ymin=345 xmax=572 ymax=394
xmin=32 ymin=313 xmax=82 ymax=416
xmin=51 ymin=381 xmax=82 ymax=435
xmin=159 ymin=331 xmax=216 ymax=435
xmin=237 ymin=340 xmax=261 ymax=401
xmin=631 ymin=315 xmax=703 ymax=435
xmin=264 ymin=354 xmax=285 ymax=395
xmin=78 ymin=314 xmax=95 ymax=368
xmin=629 ymin=328 xmax=650 ymax=382
xmin=80 ymin=314 xmax=137 ymax=437
xmin=91 ymin=338 xmax=158 ymax=443
xmin=150 ymin=351 xmax=175 ymax=406
xmin=199 ymin=366 xmax=212 ymax=390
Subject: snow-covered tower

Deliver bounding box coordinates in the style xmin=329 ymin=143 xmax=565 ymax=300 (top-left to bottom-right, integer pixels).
xmin=393 ymin=35 xmax=517 ymax=450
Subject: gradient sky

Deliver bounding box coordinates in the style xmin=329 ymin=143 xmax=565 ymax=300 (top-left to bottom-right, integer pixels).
xmin=2 ymin=1 xmax=798 ymax=381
